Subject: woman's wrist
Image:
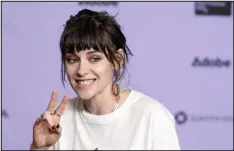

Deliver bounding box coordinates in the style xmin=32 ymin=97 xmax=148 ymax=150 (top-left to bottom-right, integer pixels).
xmin=30 ymin=141 xmax=50 ymax=150
xmin=30 ymin=141 xmax=39 ymax=150
xmin=30 ymin=142 xmax=36 ymax=150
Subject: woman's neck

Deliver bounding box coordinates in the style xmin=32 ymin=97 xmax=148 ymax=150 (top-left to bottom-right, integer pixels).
xmin=83 ymin=86 xmax=118 ymax=115
xmin=84 ymin=96 xmax=117 ymax=115
xmin=82 ymin=87 xmax=130 ymax=115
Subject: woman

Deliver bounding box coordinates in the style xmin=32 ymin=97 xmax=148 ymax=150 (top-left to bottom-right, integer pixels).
xmin=31 ymin=9 xmax=181 ymax=150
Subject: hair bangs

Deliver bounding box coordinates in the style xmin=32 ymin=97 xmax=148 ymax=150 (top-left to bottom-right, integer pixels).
xmin=61 ymin=23 xmax=108 ymax=54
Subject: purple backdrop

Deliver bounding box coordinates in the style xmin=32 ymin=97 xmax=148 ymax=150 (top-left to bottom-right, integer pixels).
xmin=2 ymin=2 xmax=233 ymax=150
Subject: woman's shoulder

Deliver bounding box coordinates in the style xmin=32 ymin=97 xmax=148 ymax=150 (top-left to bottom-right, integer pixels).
xmin=130 ymin=90 xmax=167 ymax=109
xmin=130 ymin=90 xmax=175 ymax=123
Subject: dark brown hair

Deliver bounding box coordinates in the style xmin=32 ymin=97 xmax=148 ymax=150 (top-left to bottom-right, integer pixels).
xmin=60 ymin=9 xmax=133 ymax=92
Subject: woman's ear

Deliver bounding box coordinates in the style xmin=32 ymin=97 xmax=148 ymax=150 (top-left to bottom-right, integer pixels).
xmin=114 ymin=48 xmax=124 ymax=70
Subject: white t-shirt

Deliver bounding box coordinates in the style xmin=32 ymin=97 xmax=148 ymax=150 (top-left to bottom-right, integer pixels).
xmin=38 ymin=90 xmax=181 ymax=150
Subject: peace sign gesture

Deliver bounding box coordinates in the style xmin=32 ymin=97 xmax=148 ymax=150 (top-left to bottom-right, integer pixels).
xmin=31 ymin=90 xmax=69 ymax=149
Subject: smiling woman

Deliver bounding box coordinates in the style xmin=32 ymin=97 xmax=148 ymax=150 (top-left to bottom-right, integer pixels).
xmin=30 ymin=9 xmax=181 ymax=150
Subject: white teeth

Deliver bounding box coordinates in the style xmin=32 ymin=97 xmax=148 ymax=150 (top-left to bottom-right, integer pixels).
xmin=77 ymin=79 xmax=95 ymax=86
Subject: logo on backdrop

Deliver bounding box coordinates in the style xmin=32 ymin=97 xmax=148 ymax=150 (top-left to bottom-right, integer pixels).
xmin=78 ymin=2 xmax=119 ymax=7
xmin=191 ymin=57 xmax=232 ymax=68
xmin=195 ymin=2 xmax=232 ymax=16
xmin=174 ymin=111 xmax=188 ymax=125
xmin=2 ymin=109 xmax=9 ymax=119
xmin=174 ymin=111 xmax=233 ymax=125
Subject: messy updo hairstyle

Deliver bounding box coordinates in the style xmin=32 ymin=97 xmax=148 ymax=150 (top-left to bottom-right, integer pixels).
xmin=59 ymin=9 xmax=133 ymax=93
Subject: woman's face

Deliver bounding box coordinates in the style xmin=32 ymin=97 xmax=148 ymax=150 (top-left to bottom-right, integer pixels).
xmin=65 ymin=48 xmax=115 ymax=100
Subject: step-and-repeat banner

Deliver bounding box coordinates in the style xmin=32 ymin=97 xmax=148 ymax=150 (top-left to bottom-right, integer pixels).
xmin=2 ymin=2 xmax=233 ymax=150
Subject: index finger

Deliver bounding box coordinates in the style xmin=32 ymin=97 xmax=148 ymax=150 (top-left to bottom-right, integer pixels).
xmin=46 ymin=89 xmax=58 ymax=111
xmin=55 ymin=95 xmax=69 ymax=115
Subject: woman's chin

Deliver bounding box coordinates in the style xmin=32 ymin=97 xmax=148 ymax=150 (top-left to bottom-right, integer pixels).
xmin=77 ymin=91 xmax=94 ymax=100
xmin=72 ymin=85 xmax=94 ymax=100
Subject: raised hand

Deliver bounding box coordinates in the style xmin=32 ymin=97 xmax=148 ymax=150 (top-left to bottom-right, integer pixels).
xmin=31 ymin=90 xmax=69 ymax=149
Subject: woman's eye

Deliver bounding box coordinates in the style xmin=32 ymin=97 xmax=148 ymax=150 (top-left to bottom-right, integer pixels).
xmin=90 ymin=57 xmax=100 ymax=63
xmin=65 ymin=58 xmax=77 ymax=64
